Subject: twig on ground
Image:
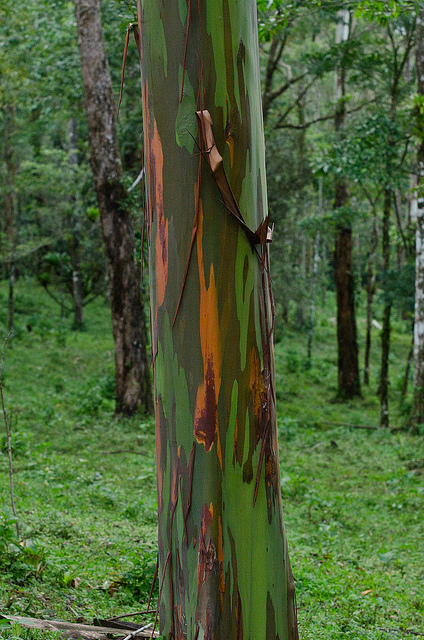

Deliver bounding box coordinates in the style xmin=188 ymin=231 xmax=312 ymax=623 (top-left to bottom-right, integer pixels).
xmin=122 ymin=624 xmax=153 ymax=640
xmin=109 ymin=610 xmax=152 ymax=621
xmin=321 ymin=420 xmax=378 ymax=430
xmin=305 ymin=441 xmax=324 ymax=451
xmin=101 ymin=450 xmax=146 ymax=456
xmin=0 ymin=332 xmax=20 ymax=539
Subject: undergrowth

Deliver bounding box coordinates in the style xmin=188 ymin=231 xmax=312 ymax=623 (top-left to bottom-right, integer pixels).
xmin=0 ymin=279 xmax=423 ymax=639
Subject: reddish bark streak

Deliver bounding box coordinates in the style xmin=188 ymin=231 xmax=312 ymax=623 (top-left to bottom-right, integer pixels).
xmin=118 ymin=23 xmax=141 ymax=116
xmin=194 ymin=357 xmax=218 ymax=452
xmin=236 ymin=589 xmax=243 ymax=640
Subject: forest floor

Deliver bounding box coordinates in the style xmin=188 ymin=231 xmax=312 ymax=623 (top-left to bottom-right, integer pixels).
xmin=0 ymin=279 xmax=423 ymax=640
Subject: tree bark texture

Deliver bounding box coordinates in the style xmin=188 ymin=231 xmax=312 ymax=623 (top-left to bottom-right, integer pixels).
xmin=333 ymin=10 xmax=361 ymax=400
xmin=140 ymin=0 xmax=298 ymax=638
xmin=74 ymin=0 xmax=152 ymax=415
xmin=413 ymin=6 xmax=424 ymax=428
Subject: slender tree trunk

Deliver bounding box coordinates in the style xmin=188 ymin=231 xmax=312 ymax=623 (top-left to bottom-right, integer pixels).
xmin=74 ymin=0 xmax=152 ymax=415
xmin=69 ymin=117 xmax=84 ymax=329
xmin=140 ymin=1 xmax=298 ymax=638
xmin=364 ymin=214 xmax=378 ymax=385
xmin=401 ymin=331 xmax=414 ymax=404
xmin=296 ymin=239 xmax=307 ymax=328
xmin=380 ymin=188 xmax=392 ymax=428
xmin=8 ymin=261 xmax=15 ymax=332
xmin=334 ymin=9 xmax=361 ymax=400
xmin=307 ymin=179 xmax=322 ymax=361
xmin=3 ymin=104 xmax=18 ymax=333
xmin=412 ymin=6 xmax=424 ymax=430
xmin=307 ymin=232 xmax=319 ymax=361
xmin=355 ymin=232 xmax=361 ymax=293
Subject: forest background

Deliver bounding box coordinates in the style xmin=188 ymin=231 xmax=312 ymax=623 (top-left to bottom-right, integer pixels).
xmin=0 ymin=0 xmax=423 ymax=639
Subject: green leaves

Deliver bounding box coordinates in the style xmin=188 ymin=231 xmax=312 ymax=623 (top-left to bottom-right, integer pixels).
xmin=354 ymin=0 xmax=414 ymax=23
xmin=313 ymin=112 xmax=412 ymax=192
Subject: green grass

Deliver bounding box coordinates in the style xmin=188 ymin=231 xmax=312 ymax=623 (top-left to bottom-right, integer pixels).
xmin=0 ymin=279 xmax=423 ymax=639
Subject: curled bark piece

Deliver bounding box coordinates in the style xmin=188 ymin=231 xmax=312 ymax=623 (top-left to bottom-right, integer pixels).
xmin=196 ymin=110 xmax=272 ymax=248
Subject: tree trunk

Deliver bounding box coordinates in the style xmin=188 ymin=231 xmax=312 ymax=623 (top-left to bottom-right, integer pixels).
xmin=380 ymin=188 xmax=392 ymax=428
xmin=74 ymin=0 xmax=152 ymax=415
xmin=140 ymin=0 xmax=298 ymax=638
xmin=364 ymin=213 xmax=378 ymax=385
xmin=333 ymin=9 xmax=361 ymax=400
xmin=296 ymin=239 xmax=307 ymax=329
xmin=401 ymin=331 xmax=414 ymax=404
xmin=412 ymin=6 xmax=424 ymax=430
xmin=3 ymin=104 xmax=18 ymax=333
xmin=69 ymin=117 xmax=84 ymax=329
xmin=307 ymin=179 xmax=322 ymax=361
xmin=307 ymin=232 xmax=319 ymax=361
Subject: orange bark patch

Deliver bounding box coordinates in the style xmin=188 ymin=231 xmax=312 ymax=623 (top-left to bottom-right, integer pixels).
xmin=193 ymin=202 xmax=222 ymax=458
xmin=151 ymin=120 xmax=167 ymax=310
xmin=143 ymin=94 xmax=167 ymax=363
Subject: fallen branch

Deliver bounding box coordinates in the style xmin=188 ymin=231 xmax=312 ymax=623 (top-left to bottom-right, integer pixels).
xmin=0 ymin=615 xmax=158 ymax=639
xmin=108 ymin=610 xmax=153 ymax=622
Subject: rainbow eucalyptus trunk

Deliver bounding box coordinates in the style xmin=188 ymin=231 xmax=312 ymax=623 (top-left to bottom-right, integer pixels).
xmin=139 ymin=1 xmax=298 ymax=638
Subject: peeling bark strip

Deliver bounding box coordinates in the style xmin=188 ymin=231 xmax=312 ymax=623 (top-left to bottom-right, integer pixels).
xmin=140 ymin=0 xmax=298 ymax=638
xmin=196 ymin=110 xmax=272 ymax=248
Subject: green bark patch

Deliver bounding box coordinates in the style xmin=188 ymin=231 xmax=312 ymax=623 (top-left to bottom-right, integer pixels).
xmin=175 ymin=66 xmax=197 ymax=153
xmin=140 ymin=0 xmax=168 ymax=77
xmin=178 ymin=0 xmax=188 ymax=25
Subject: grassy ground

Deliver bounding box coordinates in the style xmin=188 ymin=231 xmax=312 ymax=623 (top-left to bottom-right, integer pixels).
xmin=0 ymin=279 xmax=423 ymax=640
